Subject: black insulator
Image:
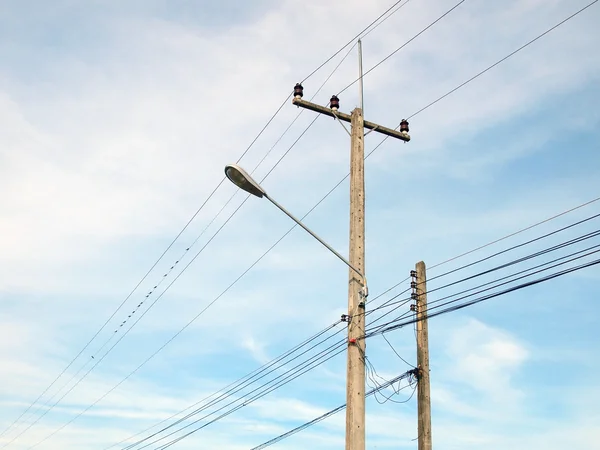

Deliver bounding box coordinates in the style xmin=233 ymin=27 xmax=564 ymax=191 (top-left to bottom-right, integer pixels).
xmin=410 ymin=270 xmax=417 ymax=278
xmin=410 ymin=281 xmax=417 ymax=289
xmin=400 ymin=119 xmax=409 ymax=133
xmin=410 ymin=304 xmax=417 ymax=312
xmin=411 ymin=292 xmax=418 ymax=300
xmin=294 ymin=83 xmax=304 ymax=98
xmin=330 ymin=95 xmax=340 ymax=110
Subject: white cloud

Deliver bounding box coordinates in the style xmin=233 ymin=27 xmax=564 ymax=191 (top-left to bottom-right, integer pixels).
xmin=445 ymin=318 xmax=529 ymax=402
xmin=0 ymin=0 xmax=599 ymax=449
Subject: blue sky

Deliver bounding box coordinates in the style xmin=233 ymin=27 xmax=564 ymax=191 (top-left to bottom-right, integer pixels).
xmin=1 ymin=0 xmax=599 ymax=449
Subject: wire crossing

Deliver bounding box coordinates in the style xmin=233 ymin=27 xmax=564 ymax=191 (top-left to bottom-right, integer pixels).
xmin=4 ymin=1 xmax=597 ymax=448
xmin=249 ymin=369 xmax=418 ymax=450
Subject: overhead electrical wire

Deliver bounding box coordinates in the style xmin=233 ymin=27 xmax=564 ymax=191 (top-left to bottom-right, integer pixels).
xmin=21 ymin=162 xmax=347 ymax=450
xmin=27 ymin=335 xmax=347 ymax=450
xmin=139 ymin=343 xmax=349 ymax=450
xmin=343 ymin=210 xmax=600 ymax=323
xmin=425 ymin=215 xmax=600 ymax=284
xmin=113 ymin=280 xmax=419 ymax=449
xmin=103 ymin=321 xmax=342 ymax=450
xmin=127 ymin=224 xmax=600 ymax=447
xmin=257 ymin=0 xmax=600 ymax=336
xmin=381 ymin=333 xmax=414 ymax=368
xmin=138 ymin=244 xmax=600 ymax=449
xmin=362 ymin=351 xmax=417 ymax=405
xmin=362 ymin=212 xmax=600 ymax=318
xmin=407 ymin=0 xmax=599 ymax=120
xmin=119 ymin=328 xmax=347 ymax=450
xmin=31 ymin=185 xmax=423 ymax=449
xmin=361 ymin=0 xmax=415 ymax=39
xmin=11 ymin=1 xmax=598 ymax=446
xmin=365 ymin=255 xmax=600 ymax=338
xmin=369 ymin=239 xmax=600 ymax=319
xmin=31 ymin=0 xmax=465 ymax=439
xmin=428 ymin=195 xmax=600 ymax=271
xmin=129 ymin=295 xmax=421 ymax=449
xmin=248 ymin=369 xmax=417 ymax=450
xmin=16 ymin=5 xmax=445 ymax=446
xmin=360 ymin=0 xmax=599 ymax=157
xmin=4 ymin=27 xmax=362 ymax=450
xmin=365 ymin=230 xmax=600 ymax=335
xmin=136 ymin=217 xmax=600 ymax=448
xmin=427 ymin=243 xmax=600 ymax=309
xmin=0 ymin=0 xmax=419 ymax=439
xmin=376 ymin=379 xmax=417 ymax=405
xmin=0 ymin=177 xmax=227 ymax=442
xmin=151 ymin=343 xmax=415 ymax=450
xmin=337 ymin=0 xmax=468 ymax=95
xmin=104 ymin=220 xmax=600 ymax=450
xmin=300 ymin=0 xmax=412 ymax=83
xmin=102 ymin=277 xmax=418 ymax=450
xmin=385 ymin=215 xmax=600 ymax=306
xmin=423 ymin=247 xmax=600 ymax=316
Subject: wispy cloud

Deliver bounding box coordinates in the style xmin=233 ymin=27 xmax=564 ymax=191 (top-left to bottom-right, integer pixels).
xmin=1 ymin=0 xmax=599 ymax=449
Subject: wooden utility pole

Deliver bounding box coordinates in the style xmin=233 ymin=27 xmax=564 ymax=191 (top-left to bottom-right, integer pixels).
xmin=291 ymin=77 xmax=410 ymax=450
xmin=415 ymin=261 xmax=432 ymax=450
xmin=345 ymin=106 xmax=366 ymax=450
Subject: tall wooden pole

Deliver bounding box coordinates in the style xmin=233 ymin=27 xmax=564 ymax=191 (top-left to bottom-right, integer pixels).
xmin=345 ymin=107 xmax=366 ymax=450
xmin=415 ymin=261 xmax=432 ymax=450
xmin=291 ymin=78 xmax=409 ymax=450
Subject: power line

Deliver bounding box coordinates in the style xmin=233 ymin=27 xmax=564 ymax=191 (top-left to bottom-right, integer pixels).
xmin=372 ymin=214 xmax=600 ymax=307
xmin=365 ymin=255 xmax=600 ymax=338
xmin=118 ymin=278 xmax=416 ymax=449
xmin=2 ymin=0 xmax=419 ymax=438
xmin=26 ymin=163 xmax=363 ymax=448
xmin=363 ymin=352 xmax=417 ymax=405
xmin=338 ymin=0 xmax=468 ymax=95
xmin=407 ymin=0 xmax=599 ymax=119
xmin=368 ymin=236 xmax=600 ymax=335
xmin=103 ymin=321 xmax=341 ymax=450
xmin=4 ymin=29 xmax=362 ymax=450
xmin=425 ymin=247 xmax=600 ymax=315
xmin=364 ymin=233 xmax=600 ymax=339
xmin=141 ymin=343 xmax=349 ymax=450
xmin=361 ymin=0 xmax=415 ymax=39
xmin=249 ymin=369 xmax=417 ymax=450
xmin=102 ymin=276 xmax=417 ymax=450
xmin=427 ymin=215 xmax=600 ymax=283
xmin=109 ymin=221 xmax=600 ymax=449
xmin=0 ymin=179 xmax=226 ymax=442
xmin=101 ymin=6 xmax=600 ymax=442
xmin=120 ymin=326 xmax=347 ymax=450
xmin=22 ymin=163 xmax=348 ymax=449
xmin=382 ymin=334 xmax=414 ymax=368
xmin=101 ymin=234 xmax=596 ymax=448
xmin=427 ymin=243 xmax=600 ymax=311
xmin=86 ymin=199 xmax=596 ymax=448
xmin=429 ymin=196 xmax=600 ymax=271
xmin=0 ymin=69 xmax=289 ymax=450
xmin=300 ymin=0 xmax=410 ymax=83
xmin=361 ymin=0 xmax=599 ymax=161
xmin=13 ymin=2 xmax=597 ymax=444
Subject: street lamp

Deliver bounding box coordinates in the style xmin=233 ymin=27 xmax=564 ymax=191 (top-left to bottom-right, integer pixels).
xmin=224 ymin=163 xmax=368 ymax=296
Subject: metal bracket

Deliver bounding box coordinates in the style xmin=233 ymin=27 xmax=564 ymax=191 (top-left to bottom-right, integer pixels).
xmin=364 ymin=125 xmax=379 ymax=136
xmin=360 ymin=285 xmax=369 ymax=299
xmin=331 ymin=110 xmax=352 ymax=137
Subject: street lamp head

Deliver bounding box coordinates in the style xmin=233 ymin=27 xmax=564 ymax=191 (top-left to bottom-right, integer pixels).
xmin=224 ymin=164 xmax=266 ymax=198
